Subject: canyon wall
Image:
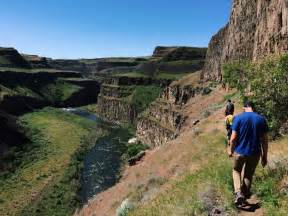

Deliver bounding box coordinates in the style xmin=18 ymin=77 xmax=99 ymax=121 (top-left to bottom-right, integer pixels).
xmin=0 ymin=47 xmax=31 ymax=68
xmin=202 ymin=0 xmax=288 ymax=80
xmin=97 ymin=77 xmax=171 ymax=124
xmin=136 ymin=82 xmax=203 ymax=148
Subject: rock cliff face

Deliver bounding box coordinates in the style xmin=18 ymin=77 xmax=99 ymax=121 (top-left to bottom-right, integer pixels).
xmin=22 ymin=54 xmax=51 ymax=68
xmin=97 ymin=77 xmax=170 ymax=124
xmin=48 ymin=58 xmax=144 ymax=76
xmin=202 ymin=0 xmax=288 ymax=80
xmin=153 ymin=46 xmax=207 ymax=61
xmin=0 ymin=47 xmax=31 ymax=68
xmin=136 ymin=81 xmax=202 ymax=148
xmin=0 ymin=71 xmax=99 ymax=115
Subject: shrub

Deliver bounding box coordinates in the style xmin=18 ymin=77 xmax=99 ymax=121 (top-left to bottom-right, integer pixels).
xmin=222 ymin=54 xmax=288 ymax=134
xmin=116 ymin=199 xmax=135 ymax=216
xmin=127 ymin=142 xmax=148 ymax=158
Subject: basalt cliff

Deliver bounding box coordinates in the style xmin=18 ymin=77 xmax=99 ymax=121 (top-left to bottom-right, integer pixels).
xmin=202 ymin=0 xmax=288 ymax=80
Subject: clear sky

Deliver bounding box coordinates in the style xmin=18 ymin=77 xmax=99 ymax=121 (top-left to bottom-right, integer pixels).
xmin=0 ymin=0 xmax=232 ymax=59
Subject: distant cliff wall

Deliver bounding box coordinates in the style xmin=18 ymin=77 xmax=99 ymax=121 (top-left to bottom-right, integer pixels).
xmin=202 ymin=0 xmax=288 ymax=80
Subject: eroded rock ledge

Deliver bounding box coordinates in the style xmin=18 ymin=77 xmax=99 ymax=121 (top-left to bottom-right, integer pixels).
xmin=136 ymin=81 xmax=203 ymax=148
xmin=97 ymin=76 xmax=171 ymax=124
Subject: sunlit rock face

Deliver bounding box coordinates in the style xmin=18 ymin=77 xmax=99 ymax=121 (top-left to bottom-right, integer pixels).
xmin=202 ymin=0 xmax=288 ymax=81
xmin=136 ymin=83 xmax=202 ymax=148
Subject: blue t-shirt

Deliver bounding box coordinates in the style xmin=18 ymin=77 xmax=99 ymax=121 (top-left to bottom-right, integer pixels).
xmin=232 ymin=112 xmax=268 ymax=156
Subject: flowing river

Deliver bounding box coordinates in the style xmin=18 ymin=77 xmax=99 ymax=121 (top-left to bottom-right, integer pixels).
xmin=64 ymin=108 xmax=133 ymax=202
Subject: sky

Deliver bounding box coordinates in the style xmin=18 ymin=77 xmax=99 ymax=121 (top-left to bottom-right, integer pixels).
xmin=0 ymin=0 xmax=232 ymax=59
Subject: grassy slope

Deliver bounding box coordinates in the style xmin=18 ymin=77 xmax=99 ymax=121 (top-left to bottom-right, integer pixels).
xmin=129 ymin=125 xmax=236 ymax=215
xmin=129 ymin=92 xmax=288 ymax=216
xmin=40 ymin=80 xmax=82 ymax=104
xmin=0 ymin=108 xmax=97 ymax=216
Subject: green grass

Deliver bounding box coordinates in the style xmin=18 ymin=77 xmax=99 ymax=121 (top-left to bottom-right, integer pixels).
xmin=40 ymin=80 xmax=82 ymax=104
xmin=123 ymin=85 xmax=163 ymax=114
xmin=0 ymin=108 xmax=100 ymax=216
xmin=128 ymin=134 xmax=236 ymax=216
xmin=128 ymin=90 xmax=288 ymax=216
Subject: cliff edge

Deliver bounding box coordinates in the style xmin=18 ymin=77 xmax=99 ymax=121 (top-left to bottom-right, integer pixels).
xmin=202 ymin=0 xmax=288 ymax=81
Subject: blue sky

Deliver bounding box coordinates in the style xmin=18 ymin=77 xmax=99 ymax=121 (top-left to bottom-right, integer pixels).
xmin=0 ymin=0 xmax=232 ymax=59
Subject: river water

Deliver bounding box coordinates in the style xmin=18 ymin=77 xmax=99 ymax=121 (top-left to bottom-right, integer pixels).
xmin=64 ymin=108 xmax=133 ymax=202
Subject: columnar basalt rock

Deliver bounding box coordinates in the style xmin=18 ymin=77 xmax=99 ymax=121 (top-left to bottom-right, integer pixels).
xmin=97 ymin=95 xmax=137 ymax=123
xmin=96 ymin=76 xmax=171 ymax=124
xmin=136 ymin=82 xmax=201 ymax=148
xmin=202 ymin=0 xmax=288 ymax=80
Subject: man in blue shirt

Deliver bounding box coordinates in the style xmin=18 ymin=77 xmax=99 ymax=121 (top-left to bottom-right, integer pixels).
xmin=228 ymin=101 xmax=269 ymax=206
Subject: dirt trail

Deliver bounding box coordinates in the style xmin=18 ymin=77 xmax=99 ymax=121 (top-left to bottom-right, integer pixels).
xmin=238 ymin=195 xmax=264 ymax=216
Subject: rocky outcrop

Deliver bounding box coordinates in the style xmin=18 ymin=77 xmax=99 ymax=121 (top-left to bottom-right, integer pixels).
xmin=152 ymin=46 xmax=179 ymax=58
xmin=0 ymin=47 xmax=31 ymax=68
xmin=97 ymin=77 xmax=171 ymax=124
xmin=202 ymin=0 xmax=288 ymax=80
xmin=104 ymin=76 xmax=171 ymax=87
xmin=0 ymin=71 xmax=99 ymax=115
xmin=22 ymin=54 xmax=51 ymax=68
xmin=136 ymin=81 xmax=202 ymax=147
xmin=48 ymin=58 xmax=144 ymax=75
xmin=161 ymin=47 xmax=207 ymax=62
xmin=62 ymin=79 xmax=100 ymax=107
xmin=152 ymin=46 xmax=207 ymax=61
xmin=97 ymin=82 xmax=136 ymax=124
xmin=97 ymin=94 xmax=137 ymax=123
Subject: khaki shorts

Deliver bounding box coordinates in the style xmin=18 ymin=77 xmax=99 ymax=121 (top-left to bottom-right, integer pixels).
xmin=233 ymin=153 xmax=260 ymax=175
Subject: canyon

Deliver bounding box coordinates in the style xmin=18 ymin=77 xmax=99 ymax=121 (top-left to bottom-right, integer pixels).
xmin=1 ymin=0 xmax=288 ymax=214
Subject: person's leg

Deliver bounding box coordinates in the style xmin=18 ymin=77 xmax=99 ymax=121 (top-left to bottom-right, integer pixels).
xmin=242 ymin=154 xmax=260 ymax=197
xmin=233 ymin=154 xmax=246 ymax=205
xmin=233 ymin=154 xmax=245 ymax=193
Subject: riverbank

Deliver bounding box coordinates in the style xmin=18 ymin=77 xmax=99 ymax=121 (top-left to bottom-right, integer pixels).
xmin=0 ymin=108 xmax=101 ymax=215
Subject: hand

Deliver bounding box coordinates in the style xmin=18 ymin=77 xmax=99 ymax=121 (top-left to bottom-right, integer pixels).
xmin=261 ymin=157 xmax=267 ymax=167
xmin=227 ymin=148 xmax=233 ymax=157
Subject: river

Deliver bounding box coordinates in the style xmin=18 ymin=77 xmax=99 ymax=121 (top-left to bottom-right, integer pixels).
xmin=64 ymin=108 xmax=133 ymax=202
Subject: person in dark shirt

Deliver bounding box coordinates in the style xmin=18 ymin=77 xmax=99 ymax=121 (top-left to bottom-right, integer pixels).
xmin=228 ymin=101 xmax=269 ymax=206
xmin=225 ymin=99 xmax=234 ymax=117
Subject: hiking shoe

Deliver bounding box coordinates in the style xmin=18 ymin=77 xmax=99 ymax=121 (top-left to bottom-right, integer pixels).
xmin=243 ymin=191 xmax=252 ymax=199
xmin=234 ymin=192 xmax=245 ymax=206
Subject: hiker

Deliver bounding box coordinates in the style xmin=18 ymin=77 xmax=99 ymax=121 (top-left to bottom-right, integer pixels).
xmin=227 ymin=101 xmax=269 ymax=206
xmin=224 ymin=99 xmax=234 ymax=145
xmin=225 ymin=99 xmax=234 ymax=117
xmin=225 ymin=100 xmax=234 ymax=144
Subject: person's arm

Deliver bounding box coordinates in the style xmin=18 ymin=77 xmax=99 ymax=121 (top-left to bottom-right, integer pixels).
xmin=228 ymin=131 xmax=237 ymax=157
xmin=261 ymin=133 xmax=268 ymax=167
